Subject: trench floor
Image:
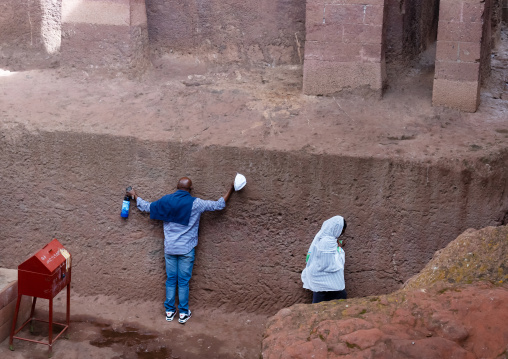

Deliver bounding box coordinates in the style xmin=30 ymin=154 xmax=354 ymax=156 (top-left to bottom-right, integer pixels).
xmin=0 ymin=294 xmax=267 ymax=359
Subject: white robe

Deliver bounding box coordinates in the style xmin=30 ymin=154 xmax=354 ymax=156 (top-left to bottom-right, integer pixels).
xmin=301 ymin=216 xmax=346 ymax=292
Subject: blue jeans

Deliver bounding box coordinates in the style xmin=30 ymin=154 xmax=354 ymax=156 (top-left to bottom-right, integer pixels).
xmin=164 ymin=248 xmax=195 ymax=314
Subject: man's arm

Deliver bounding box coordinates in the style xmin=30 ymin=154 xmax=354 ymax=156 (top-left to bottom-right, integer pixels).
xmin=223 ymin=182 xmax=235 ymax=202
xmin=126 ymin=188 xmax=151 ymax=212
xmin=194 ymin=182 xmax=235 ymax=213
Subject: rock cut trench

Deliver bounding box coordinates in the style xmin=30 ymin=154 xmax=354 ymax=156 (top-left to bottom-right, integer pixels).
xmin=1 ymin=124 xmax=507 ymax=315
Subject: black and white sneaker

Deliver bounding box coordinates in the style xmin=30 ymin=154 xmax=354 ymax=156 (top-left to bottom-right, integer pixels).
xmin=178 ymin=310 xmax=192 ymax=324
xmin=166 ymin=311 xmax=176 ymax=321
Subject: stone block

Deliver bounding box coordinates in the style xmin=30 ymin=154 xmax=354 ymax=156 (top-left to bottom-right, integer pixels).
xmin=305 ymin=41 xmax=363 ymax=62
xmin=303 ymin=59 xmax=384 ymax=96
xmin=436 ymin=41 xmax=460 ymax=61
xmin=360 ymin=44 xmax=383 ymax=62
xmin=364 ymin=5 xmax=384 ymax=26
xmin=0 ymin=282 xmax=17 ymax=310
xmin=0 ymin=299 xmax=17 ymax=327
xmin=61 ymin=0 xmax=150 ymax=76
xmin=458 ymin=41 xmax=481 ymax=62
xmin=325 ymin=4 xmax=365 ymax=25
xmin=343 ymin=24 xmax=383 ymax=44
xmin=442 ymin=0 xmax=485 ymax=4
xmin=304 ymin=42 xmax=382 ymax=63
xmin=324 ymin=0 xmax=384 ymax=5
xmin=131 ymin=0 xmax=148 ymax=27
xmin=307 ymin=3 xmax=326 ymax=24
xmin=0 ymin=296 xmax=32 ymax=344
xmin=439 ymin=2 xmax=462 ymax=22
xmin=462 ymin=3 xmax=485 ymax=22
xmin=437 ymin=20 xmax=483 ymax=42
xmin=435 ymin=61 xmax=480 ymax=81
xmin=0 ymin=268 xmax=33 ymax=344
xmin=62 ymin=0 xmax=131 ymax=26
xmin=432 ymin=78 xmax=480 ymax=112
xmin=306 ymin=23 xmax=343 ymax=42
xmin=303 ymin=0 xmax=386 ymax=97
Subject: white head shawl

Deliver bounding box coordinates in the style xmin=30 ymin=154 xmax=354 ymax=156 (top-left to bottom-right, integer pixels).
xmin=302 ymin=216 xmax=346 ymax=290
xmin=311 ymin=216 xmax=345 ymax=252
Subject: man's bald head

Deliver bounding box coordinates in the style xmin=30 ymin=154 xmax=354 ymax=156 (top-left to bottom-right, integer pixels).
xmin=177 ymin=177 xmax=193 ymax=192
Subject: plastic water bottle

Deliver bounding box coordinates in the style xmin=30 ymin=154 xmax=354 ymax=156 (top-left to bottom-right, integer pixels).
xmin=121 ymin=186 xmax=132 ymax=218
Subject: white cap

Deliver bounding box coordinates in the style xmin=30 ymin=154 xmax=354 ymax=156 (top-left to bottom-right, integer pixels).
xmin=234 ymin=173 xmax=247 ymax=191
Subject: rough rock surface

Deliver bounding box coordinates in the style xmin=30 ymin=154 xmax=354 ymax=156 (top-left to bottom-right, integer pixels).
xmin=262 ymin=225 xmax=508 ymax=358
xmin=404 ymin=225 xmax=508 ymax=289
xmin=1 ymin=52 xmax=507 ymax=314
xmin=0 ymin=27 xmax=507 ymax=317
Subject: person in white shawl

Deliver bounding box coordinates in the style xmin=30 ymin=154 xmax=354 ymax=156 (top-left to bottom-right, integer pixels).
xmin=301 ymin=216 xmax=348 ymax=303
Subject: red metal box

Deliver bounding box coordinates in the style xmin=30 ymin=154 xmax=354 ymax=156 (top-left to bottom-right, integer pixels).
xmin=17 ymin=239 xmax=71 ymax=299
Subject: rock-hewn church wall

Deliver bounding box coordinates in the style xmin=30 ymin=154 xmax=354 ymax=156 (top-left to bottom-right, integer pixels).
xmin=1 ymin=128 xmax=506 ymax=314
xmin=145 ymin=0 xmax=307 ymax=66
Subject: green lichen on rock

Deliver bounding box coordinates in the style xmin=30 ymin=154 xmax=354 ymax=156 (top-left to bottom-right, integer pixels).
xmin=346 ymin=341 xmax=361 ymax=349
xmin=404 ymin=225 xmax=508 ymax=290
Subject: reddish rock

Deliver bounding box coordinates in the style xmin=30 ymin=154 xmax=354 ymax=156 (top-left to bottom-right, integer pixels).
xmin=340 ymin=328 xmax=386 ymax=350
xmin=262 ymin=225 xmax=508 ymax=358
xmin=391 ymin=338 xmax=476 ymax=359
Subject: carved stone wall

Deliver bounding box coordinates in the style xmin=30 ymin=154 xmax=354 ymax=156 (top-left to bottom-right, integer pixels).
xmin=303 ymin=0 xmax=387 ymax=97
xmin=432 ymin=0 xmax=492 ymax=112
xmin=60 ymin=0 xmax=150 ymax=76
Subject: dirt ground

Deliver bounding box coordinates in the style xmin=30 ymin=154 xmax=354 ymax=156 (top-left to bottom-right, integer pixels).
xmin=0 ymin=28 xmax=507 ymax=359
xmin=1 ymin=293 xmax=268 ymax=358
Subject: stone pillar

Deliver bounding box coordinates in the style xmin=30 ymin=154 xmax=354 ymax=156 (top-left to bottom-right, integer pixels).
xmin=432 ymin=0 xmax=491 ymax=112
xmin=0 ymin=0 xmax=61 ymax=70
xmin=61 ymin=0 xmax=150 ymax=76
xmin=303 ymin=0 xmax=386 ymax=97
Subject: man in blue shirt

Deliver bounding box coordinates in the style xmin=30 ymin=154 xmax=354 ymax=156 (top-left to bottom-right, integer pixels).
xmin=127 ymin=177 xmax=234 ymax=324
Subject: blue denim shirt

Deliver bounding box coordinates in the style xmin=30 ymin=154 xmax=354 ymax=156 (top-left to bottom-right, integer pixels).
xmin=137 ymin=196 xmax=226 ymax=255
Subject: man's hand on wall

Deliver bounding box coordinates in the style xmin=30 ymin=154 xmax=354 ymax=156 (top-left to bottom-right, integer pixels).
xmin=127 ymin=188 xmax=138 ymax=200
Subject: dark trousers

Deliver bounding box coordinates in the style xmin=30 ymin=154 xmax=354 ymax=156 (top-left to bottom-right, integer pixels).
xmin=312 ymin=290 xmax=347 ymax=304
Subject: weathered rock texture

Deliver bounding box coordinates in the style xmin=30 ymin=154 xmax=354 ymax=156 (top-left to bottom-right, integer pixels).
xmin=303 ymin=0 xmax=386 ymax=97
xmin=0 ymin=0 xmax=61 ymax=70
xmin=145 ymin=0 xmax=307 ymax=66
xmin=61 ymin=0 xmax=150 ymax=76
xmin=404 ymin=225 xmax=508 ymax=289
xmin=262 ymin=225 xmax=508 ymax=358
xmin=0 ymin=126 xmax=507 ymax=315
xmin=432 ymin=0 xmax=492 ymax=113
xmin=0 ymin=0 xmax=504 ymax=108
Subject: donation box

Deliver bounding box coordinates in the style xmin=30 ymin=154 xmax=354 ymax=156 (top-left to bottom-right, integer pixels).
xmin=18 ymin=239 xmax=71 ymax=299
xmin=9 ymin=239 xmax=72 ymax=354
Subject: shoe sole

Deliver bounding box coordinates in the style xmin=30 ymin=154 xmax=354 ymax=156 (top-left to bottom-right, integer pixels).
xmin=178 ymin=312 xmax=192 ymax=324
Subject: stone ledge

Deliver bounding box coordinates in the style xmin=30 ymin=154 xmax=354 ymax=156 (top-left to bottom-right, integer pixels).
xmin=0 ymin=268 xmax=32 ymax=344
